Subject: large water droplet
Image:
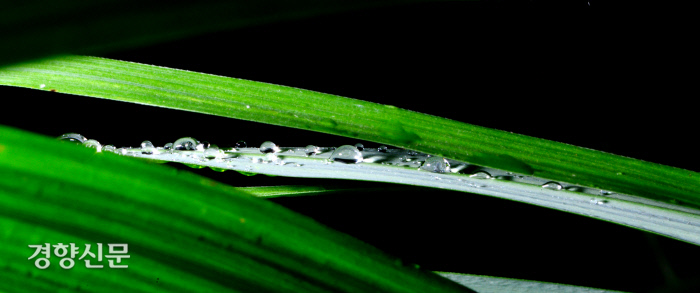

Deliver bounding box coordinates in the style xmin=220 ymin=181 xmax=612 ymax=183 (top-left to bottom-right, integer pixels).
xmin=235 ymin=141 xmax=247 ymax=148
xmin=304 ymin=145 xmax=320 ymax=156
xmin=259 ymin=141 xmax=280 ymax=153
xmin=58 ymin=133 xmax=87 ymax=143
xmin=354 ymin=143 xmax=364 ymax=151
xmin=82 ymin=139 xmax=102 ymax=152
xmin=329 ymin=145 xmax=363 ymax=164
xmin=173 ymin=137 xmax=198 ymax=150
xmin=141 ymin=141 xmax=156 ymax=155
xmin=469 ymin=171 xmax=492 ymax=179
xmin=420 ymin=156 xmax=450 ymax=173
xmin=204 ymin=145 xmax=223 ymax=159
xmin=542 ymin=182 xmax=563 ymax=190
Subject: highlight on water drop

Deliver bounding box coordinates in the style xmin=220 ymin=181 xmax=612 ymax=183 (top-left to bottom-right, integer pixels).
xmin=304 ymin=145 xmax=320 ymax=156
xmin=82 ymin=139 xmax=102 ymax=152
xmin=469 ymin=171 xmax=492 ymax=179
xmin=58 ymin=133 xmax=87 ymax=144
xmin=541 ymin=181 xmax=563 ymax=190
xmin=420 ymin=156 xmax=450 ymax=173
xmin=141 ymin=140 xmax=156 ymax=155
xmin=354 ymin=143 xmax=364 ymax=151
xmin=204 ymin=145 xmax=223 ymax=159
xmin=259 ymin=141 xmax=281 ymax=153
xmin=329 ymin=145 xmax=363 ymax=164
xmin=173 ymin=137 xmax=198 ymax=150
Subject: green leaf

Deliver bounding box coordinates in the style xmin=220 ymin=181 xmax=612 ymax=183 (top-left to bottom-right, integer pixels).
xmin=436 ymin=272 xmax=628 ymax=293
xmin=0 ymin=125 xmax=473 ymax=293
xmin=1 ymin=55 xmax=697 ymax=210
xmin=0 ymin=0 xmax=433 ymax=67
xmin=76 ymin=141 xmax=700 ymax=246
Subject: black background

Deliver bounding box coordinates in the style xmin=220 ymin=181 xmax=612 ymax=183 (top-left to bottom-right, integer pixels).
xmin=2 ymin=1 xmax=698 ymax=292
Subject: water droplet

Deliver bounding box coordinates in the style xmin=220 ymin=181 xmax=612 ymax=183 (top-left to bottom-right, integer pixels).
xmin=173 ymin=137 xmax=198 ymax=150
xmin=235 ymin=141 xmax=247 ymax=148
xmin=329 ymin=145 xmax=363 ymax=164
xmin=103 ymin=145 xmax=116 ymax=152
xmin=469 ymin=171 xmax=492 ymax=179
xmin=246 ymin=105 xmax=250 ymax=109
xmin=590 ymin=198 xmax=608 ymax=205
xmin=141 ymin=141 xmax=156 ymax=155
xmin=408 ymin=151 xmax=418 ymax=156
xmin=378 ymin=145 xmax=388 ymax=152
xmin=542 ymin=182 xmax=563 ymax=190
xmin=354 ymin=143 xmax=364 ymax=151
xmin=264 ymin=153 xmax=282 ymax=164
xmin=616 ymin=172 xmax=623 ymax=175
xmin=304 ymin=145 xmax=320 ymax=156
xmin=204 ymin=146 xmax=223 ymax=159
xmin=164 ymin=143 xmax=173 ymax=150
xmin=259 ymin=141 xmax=280 ymax=153
xmin=420 ymin=156 xmax=450 ymax=173
xmin=58 ymin=133 xmax=87 ymax=143
xmin=600 ymin=190 xmax=613 ymax=196
xmin=40 ymin=84 xmax=46 ymax=89
xmin=238 ymin=171 xmax=257 ymax=176
xmin=82 ymin=139 xmax=102 ymax=152
xmin=196 ymin=141 xmax=211 ymax=151
xmin=209 ymin=167 xmax=227 ymax=172
xmin=566 ymin=186 xmax=585 ymax=192
xmin=184 ymin=163 xmax=205 ymax=169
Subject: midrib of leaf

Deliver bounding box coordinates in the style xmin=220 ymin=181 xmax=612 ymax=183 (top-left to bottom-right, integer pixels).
xmin=1 ymin=55 xmax=697 ymax=210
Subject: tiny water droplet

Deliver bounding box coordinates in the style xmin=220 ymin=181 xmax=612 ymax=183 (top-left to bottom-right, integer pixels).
xmin=329 ymin=145 xmax=363 ymax=164
xmin=246 ymin=105 xmax=250 ymax=109
xmin=567 ymin=186 xmax=585 ymax=192
xmin=542 ymin=182 xmax=563 ymax=190
xmin=141 ymin=141 xmax=156 ymax=154
xmin=235 ymin=141 xmax=247 ymax=148
xmin=173 ymin=137 xmax=198 ymax=150
xmin=238 ymin=171 xmax=257 ymax=176
xmin=420 ymin=156 xmax=450 ymax=173
xmin=164 ymin=143 xmax=173 ymax=150
xmin=378 ymin=145 xmax=388 ymax=152
xmin=600 ymin=190 xmax=613 ymax=196
xmin=184 ymin=163 xmax=205 ymax=169
xmin=469 ymin=171 xmax=492 ymax=179
xmin=103 ymin=145 xmax=116 ymax=152
xmin=408 ymin=151 xmax=418 ymax=156
xmin=304 ymin=145 xmax=320 ymax=156
xmin=58 ymin=133 xmax=87 ymax=143
xmin=616 ymin=172 xmax=623 ymax=175
xmin=590 ymin=198 xmax=608 ymax=205
xmin=354 ymin=143 xmax=364 ymax=151
xmin=204 ymin=146 xmax=223 ymax=159
xmin=40 ymin=84 xmax=46 ymax=89
xmin=259 ymin=141 xmax=280 ymax=153
xmin=82 ymin=139 xmax=102 ymax=152
xmin=209 ymin=167 xmax=227 ymax=172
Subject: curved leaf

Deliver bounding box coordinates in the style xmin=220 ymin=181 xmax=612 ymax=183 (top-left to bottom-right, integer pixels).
xmin=0 ymin=125 xmax=473 ymax=293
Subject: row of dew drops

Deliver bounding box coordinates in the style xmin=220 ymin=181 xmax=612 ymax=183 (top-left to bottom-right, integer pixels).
xmin=59 ymin=133 xmax=612 ymax=205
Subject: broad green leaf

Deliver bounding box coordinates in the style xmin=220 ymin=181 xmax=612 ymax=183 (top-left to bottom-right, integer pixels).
xmin=0 ymin=0 xmax=433 ymax=67
xmin=436 ymin=272 xmax=627 ymax=293
xmin=1 ymin=56 xmax=697 ymax=210
xmin=0 ymin=125 xmax=473 ymax=293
